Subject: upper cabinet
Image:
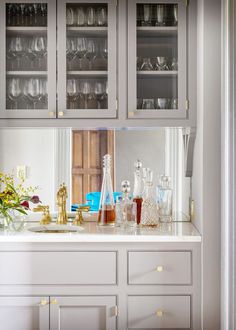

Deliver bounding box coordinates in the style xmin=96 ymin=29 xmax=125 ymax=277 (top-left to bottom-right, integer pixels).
xmin=127 ymin=0 xmax=187 ymax=119
xmin=57 ymin=0 xmax=117 ymax=119
xmin=0 ymin=0 xmax=196 ymax=126
xmin=0 ymin=0 xmax=57 ymax=119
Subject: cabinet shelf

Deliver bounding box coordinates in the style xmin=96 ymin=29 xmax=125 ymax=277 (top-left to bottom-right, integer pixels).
xmin=6 ymin=26 xmax=47 ymax=36
xmin=6 ymin=71 xmax=47 ymax=77
xmin=67 ymin=26 xmax=107 ymax=37
xmin=67 ymin=71 xmax=107 ymax=77
xmin=137 ymin=70 xmax=178 ymax=76
xmin=137 ymin=26 xmax=177 ymax=37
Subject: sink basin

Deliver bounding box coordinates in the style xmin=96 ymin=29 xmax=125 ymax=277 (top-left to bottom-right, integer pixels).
xmin=28 ymin=224 xmax=84 ymax=233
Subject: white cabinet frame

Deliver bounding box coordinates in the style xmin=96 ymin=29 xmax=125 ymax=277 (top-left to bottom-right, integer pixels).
xmin=57 ymin=0 xmax=117 ymax=119
xmin=0 ymin=0 xmax=57 ymax=119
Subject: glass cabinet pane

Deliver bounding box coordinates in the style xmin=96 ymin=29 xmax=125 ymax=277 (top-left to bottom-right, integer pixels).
xmin=128 ymin=0 xmax=186 ymax=119
xmin=1 ymin=1 xmax=56 ymax=118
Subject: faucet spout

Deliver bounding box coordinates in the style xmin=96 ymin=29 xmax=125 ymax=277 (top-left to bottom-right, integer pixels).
xmin=56 ymin=183 xmax=68 ymax=225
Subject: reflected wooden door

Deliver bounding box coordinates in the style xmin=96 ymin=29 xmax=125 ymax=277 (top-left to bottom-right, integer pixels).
xmin=72 ymin=130 xmax=115 ymax=204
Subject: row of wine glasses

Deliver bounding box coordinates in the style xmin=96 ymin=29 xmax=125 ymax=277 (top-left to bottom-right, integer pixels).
xmin=67 ymin=79 xmax=108 ymax=109
xmin=7 ymin=36 xmax=47 ymax=71
xmin=137 ymin=4 xmax=178 ymax=27
xmin=137 ymin=98 xmax=178 ymax=110
xmin=6 ymin=3 xmax=47 ymax=27
xmin=67 ymin=38 xmax=107 ymax=70
xmin=137 ymin=56 xmax=178 ymax=71
xmin=7 ymin=78 xmax=48 ymax=110
xmin=67 ymin=6 xmax=107 ymax=27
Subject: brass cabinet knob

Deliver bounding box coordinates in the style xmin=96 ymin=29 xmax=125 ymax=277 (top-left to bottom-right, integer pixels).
xmin=40 ymin=299 xmax=48 ymax=306
xmin=58 ymin=111 xmax=64 ymax=117
xmin=48 ymin=111 xmax=55 ymax=117
xmin=156 ymin=266 xmax=164 ymax=272
xmin=51 ymin=299 xmax=58 ymax=305
xmin=156 ymin=309 xmax=164 ymax=317
xmin=128 ymin=111 xmax=135 ymax=117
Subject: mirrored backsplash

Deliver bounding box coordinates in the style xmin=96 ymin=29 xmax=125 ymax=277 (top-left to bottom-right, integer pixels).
xmin=0 ymin=128 xmax=190 ymax=220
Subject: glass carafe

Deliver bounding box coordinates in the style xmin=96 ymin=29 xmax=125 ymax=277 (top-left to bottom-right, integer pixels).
xmin=140 ymin=170 xmax=159 ymax=227
xmin=157 ymin=175 xmax=173 ymax=222
xmin=133 ymin=160 xmax=143 ymax=225
xmin=98 ymin=154 xmax=116 ymax=226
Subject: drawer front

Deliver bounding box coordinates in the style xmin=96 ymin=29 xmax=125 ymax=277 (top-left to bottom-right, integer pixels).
xmin=128 ymin=295 xmax=191 ymax=329
xmin=0 ymin=251 xmax=117 ymax=285
xmin=128 ymin=251 xmax=191 ymax=285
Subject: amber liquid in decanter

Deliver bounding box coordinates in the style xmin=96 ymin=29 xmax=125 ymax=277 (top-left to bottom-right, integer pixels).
xmin=98 ymin=206 xmax=116 ymax=225
xmin=133 ymin=197 xmax=143 ymax=225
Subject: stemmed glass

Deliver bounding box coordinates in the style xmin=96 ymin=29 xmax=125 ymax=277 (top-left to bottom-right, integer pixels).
xmin=66 ymin=7 xmax=75 ymax=26
xmin=85 ymin=39 xmax=96 ymax=70
xmin=39 ymin=79 xmax=48 ymax=109
xmin=7 ymin=78 xmax=21 ymax=109
xmin=27 ymin=78 xmax=40 ymax=109
xmin=66 ymin=38 xmax=76 ymax=70
xmin=76 ymin=7 xmax=86 ymax=26
xmin=97 ymin=7 xmax=107 ymax=26
xmin=141 ymin=5 xmax=152 ymax=26
xmin=94 ymin=82 xmax=104 ymax=109
xmin=67 ymin=79 xmax=78 ymax=109
xmin=80 ymin=81 xmax=92 ymax=109
xmin=156 ymin=4 xmax=165 ymax=26
xmin=87 ymin=7 xmax=96 ymax=26
xmin=75 ymin=38 xmax=87 ymax=70
xmin=40 ymin=4 xmax=47 ymax=26
xmin=30 ymin=37 xmax=47 ymax=70
xmin=8 ymin=37 xmax=25 ymax=70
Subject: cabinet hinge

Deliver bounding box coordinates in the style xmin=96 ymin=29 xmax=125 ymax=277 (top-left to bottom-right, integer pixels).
xmin=116 ymin=99 xmax=118 ymax=111
xmin=185 ymin=99 xmax=190 ymax=111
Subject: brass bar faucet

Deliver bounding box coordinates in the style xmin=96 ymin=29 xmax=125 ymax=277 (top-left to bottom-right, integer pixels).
xmin=33 ymin=205 xmax=52 ymax=225
xmin=56 ymin=183 xmax=68 ymax=225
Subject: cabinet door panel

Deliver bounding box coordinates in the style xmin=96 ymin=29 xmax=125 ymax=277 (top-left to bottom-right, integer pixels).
xmin=50 ymin=296 xmax=117 ymax=330
xmin=0 ymin=296 xmax=49 ymax=330
xmin=128 ymin=0 xmax=187 ymax=119
xmin=57 ymin=0 xmax=117 ymax=119
xmin=0 ymin=0 xmax=57 ymax=119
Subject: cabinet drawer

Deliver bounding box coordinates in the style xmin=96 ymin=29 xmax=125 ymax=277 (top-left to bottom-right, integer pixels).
xmin=0 ymin=251 xmax=117 ymax=285
xmin=128 ymin=295 xmax=191 ymax=329
xmin=128 ymin=251 xmax=191 ymax=285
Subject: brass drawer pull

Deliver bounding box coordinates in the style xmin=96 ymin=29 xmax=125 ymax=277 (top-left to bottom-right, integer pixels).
xmin=51 ymin=299 xmax=58 ymax=305
xmin=156 ymin=309 xmax=164 ymax=317
xmin=40 ymin=299 xmax=48 ymax=306
xmin=156 ymin=266 xmax=164 ymax=272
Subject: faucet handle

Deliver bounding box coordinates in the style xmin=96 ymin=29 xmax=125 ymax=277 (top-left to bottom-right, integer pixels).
xmin=33 ymin=205 xmax=52 ymax=225
xmin=73 ymin=206 xmax=90 ymax=226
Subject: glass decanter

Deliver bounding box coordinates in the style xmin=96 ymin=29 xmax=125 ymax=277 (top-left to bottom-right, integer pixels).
xmin=98 ymin=154 xmax=116 ymax=226
xmin=133 ymin=160 xmax=143 ymax=225
xmin=140 ymin=170 xmax=159 ymax=227
xmin=120 ymin=180 xmax=136 ymax=227
xmin=157 ymin=175 xmax=173 ymax=222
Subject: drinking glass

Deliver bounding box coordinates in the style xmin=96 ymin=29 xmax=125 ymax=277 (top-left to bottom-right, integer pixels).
xmin=19 ymin=4 xmax=26 ymax=26
xmin=155 ymin=4 xmax=165 ymax=26
xmin=171 ymin=57 xmax=178 ymax=70
xmin=94 ymin=82 xmax=105 ymax=109
xmin=101 ymin=39 xmax=108 ymax=60
xmin=97 ymin=7 xmax=107 ymax=26
xmin=141 ymin=5 xmax=152 ymax=26
xmin=75 ymin=38 xmax=87 ymax=70
xmin=155 ymin=56 xmax=168 ymax=70
xmin=30 ymin=37 xmax=47 ymax=70
xmin=87 ymin=7 xmax=96 ymax=26
xmin=66 ymin=7 xmax=75 ymax=26
xmin=6 ymin=4 xmax=15 ymax=26
xmin=85 ymin=39 xmax=96 ymax=70
xmin=156 ymin=98 xmax=168 ymax=109
xmin=7 ymin=78 xmax=21 ymax=109
xmin=8 ymin=37 xmax=25 ymax=70
xmin=173 ymin=5 xmax=178 ymax=26
xmin=27 ymin=4 xmax=35 ymax=26
xmin=27 ymin=78 xmax=40 ymax=109
xmin=125 ymin=202 xmax=137 ymax=227
xmin=40 ymin=4 xmax=47 ymax=26
xmin=76 ymin=7 xmax=86 ymax=26
xmin=66 ymin=38 xmax=76 ymax=70
xmin=67 ymin=79 xmax=78 ymax=109
xmin=33 ymin=4 xmax=39 ymax=26
xmin=80 ymin=81 xmax=92 ymax=109
xmin=142 ymin=99 xmax=155 ymax=109
xmin=140 ymin=58 xmax=153 ymax=71
xmin=170 ymin=98 xmax=178 ymax=109
xmin=39 ymin=79 xmax=48 ymax=109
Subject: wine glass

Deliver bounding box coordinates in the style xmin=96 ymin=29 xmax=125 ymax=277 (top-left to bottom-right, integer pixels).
xmin=7 ymin=78 xmax=21 ymax=109
xmin=39 ymin=79 xmax=48 ymax=109
xmin=27 ymin=78 xmax=40 ymax=109
xmin=94 ymin=82 xmax=105 ymax=109
xmin=8 ymin=37 xmax=25 ymax=70
xmin=173 ymin=5 xmax=178 ymax=26
xmin=80 ymin=81 xmax=92 ymax=109
xmin=66 ymin=7 xmax=75 ymax=26
xmin=97 ymin=7 xmax=107 ymax=26
xmin=156 ymin=4 xmax=165 ymax=26
xmin=30 ymin=37 xmax=47 ymax=70
xmin=75 ymin=38 xmax=87 ymax=70
xmin=76 ymin=7 xmax=86 ymax=26
xmin=66 ymin=38 xmax=77 ymax=70
xmin=40 ymin=4 xmax=47 ymax=26
xmin=67 ymin=79 xmax=78 ymax=109
xmin=141 ymin=5 xmax=152 ymax=26
xmin=87 ymin=7 xmax=96 ymax=26
xmin=85 ymin=39 xmax=96 ymax=70
xmin=155 ymin=57 xmax=168 ymax=71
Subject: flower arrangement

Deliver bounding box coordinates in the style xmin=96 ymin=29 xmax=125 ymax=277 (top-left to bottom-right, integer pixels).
xmin=0 ymin=171 xmax=41 ymax=225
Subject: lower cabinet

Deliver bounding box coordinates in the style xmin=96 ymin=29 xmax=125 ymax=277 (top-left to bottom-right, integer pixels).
xmin=0 ymin=296 xmax=116 ymax=330
xmin=0 ymin=296 xmax=49 ymax=330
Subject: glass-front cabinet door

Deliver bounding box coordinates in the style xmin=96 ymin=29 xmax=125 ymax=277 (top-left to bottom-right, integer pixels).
xmin=57 ymin=0 xmax=117 ymax=119
xmin=0 ymin=0 xmax=57 ymax=119
xmin=128 ymin=0 xmax=187 ymax=119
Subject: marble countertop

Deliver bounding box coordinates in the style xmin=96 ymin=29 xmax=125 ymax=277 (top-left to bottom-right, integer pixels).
xmin=0 ymin=221 xmax=201 ymax=243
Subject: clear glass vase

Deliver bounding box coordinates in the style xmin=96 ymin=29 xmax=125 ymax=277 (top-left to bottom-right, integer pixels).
xmin=0 ymin=210 xmax=26 ymax=231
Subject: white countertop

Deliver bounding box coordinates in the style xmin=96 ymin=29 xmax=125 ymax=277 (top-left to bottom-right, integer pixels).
xmin=0 ymin=222 xmax=201 ymax=243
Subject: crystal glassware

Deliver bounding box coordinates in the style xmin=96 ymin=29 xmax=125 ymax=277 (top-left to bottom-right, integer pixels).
xmin=8 ymin=37 xmax=25 ymax=70
xmin=87 ymin=7 xmax=96 ymax=26
xmin=27 ymin=78 xmax=40 ymax=109
xmin=97 ymin=7 xmax=107 ymax=26
xmin=7 ymin=78 xmax=21 ymax=109
xmin=40 ymin=4 xmax=47 ymax=26
xmin=157 ymin=175 xmax=173 ymax=222
xmin=171 ymin=57 xmax=178 ymax=70
xmin=155 ymin=4 xmax=165 ymax=26
xmin=94 ymin=82 xmax=105 ymax=109
xmin=67 ymin=79 xmax=78 ymax=109
xmin=39 ymin=79 xmax=48 ymax=109
xmin=66 ymin=38 xmax=77 ymax=70
xmin=85 ymin=39 xmax=96 ymax=70
xmin=98 ymin=154 xmax=116 ymax=226
xmin=142 ymin=99 xmax=155 ymax=109
xmin=66 ymin=7 xmax=75 ymax=26
xmin=75 ymin=37 xmax=87 ymax=70
xmin=30 ymin=36 xmax=47 ymax=70
xmin=140 ymin=58 xmax=153 ymax=71
xmin=170 ymin=98 xmax=178 ymax=109
xmin=141 ymin=4 xmax=152 ymax=26
xmin=140 ymin=170 xmax=159 ymax=227
xmin=173 ymin=5 xmax=178 ymax=26
xmin=76 ymin=7 xmax=86 ymax=26
xmin=133 ymin=160 xmax=143 ymax=225
xmin=155 ymin=56 xmax=168 ymax=71
xmin=156 ymin=98 xmax=169 ymax=109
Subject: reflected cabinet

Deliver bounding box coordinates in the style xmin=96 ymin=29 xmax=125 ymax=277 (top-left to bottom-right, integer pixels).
xmin=0 ymin=0 xmax=190 ymax=122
